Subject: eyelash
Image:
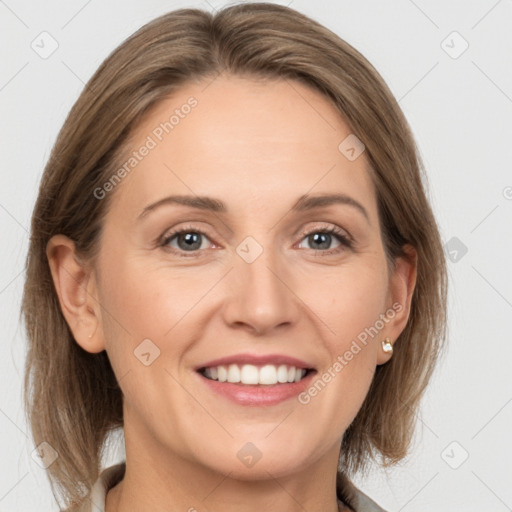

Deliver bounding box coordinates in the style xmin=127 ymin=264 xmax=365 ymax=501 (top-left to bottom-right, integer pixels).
xmin=158 ymin=223 xmax=353 ymax=258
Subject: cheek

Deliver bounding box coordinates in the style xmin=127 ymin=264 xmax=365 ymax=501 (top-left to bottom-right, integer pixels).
xmin=301 ymin=258 xmax=388 ymax=407
xmin=306 ymin=259 xmax=389 ymax=339
xmin=97 ymin=251 xmax=191 ymax=340
xmin=96 ymin=250 xmax=213 ymax=393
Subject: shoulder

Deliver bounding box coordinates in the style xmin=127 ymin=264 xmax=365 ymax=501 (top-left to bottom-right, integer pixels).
xmin=61 ymin=462 xmax=126 ymax=512
xmin=337 ymin=471 xmax=388 ymax=512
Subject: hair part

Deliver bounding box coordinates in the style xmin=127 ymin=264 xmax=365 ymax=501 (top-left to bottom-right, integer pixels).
xmin=22 ymin=3 xmax=447 ymax=509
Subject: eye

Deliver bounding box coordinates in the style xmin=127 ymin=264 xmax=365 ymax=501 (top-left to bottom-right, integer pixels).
xmin=297 ymin=225 xmax=353 ymax=255
xmin=160 ymin=225 xmax=214 ymax=256
xmin=158 ymin=223 xmax=353 ymax=258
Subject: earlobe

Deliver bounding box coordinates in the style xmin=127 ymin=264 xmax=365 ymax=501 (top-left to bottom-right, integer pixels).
xmin=377 ymin=244 xmax=418 ymax=365
xmin=46 ymin=234 xmax=105 ymax=354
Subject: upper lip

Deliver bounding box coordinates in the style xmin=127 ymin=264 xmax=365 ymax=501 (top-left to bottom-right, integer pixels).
xmin=195 ymin=353 xmax=315 ymax=371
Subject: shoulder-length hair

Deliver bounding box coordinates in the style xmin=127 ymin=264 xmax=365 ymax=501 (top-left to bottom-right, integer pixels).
xmin=22 ymin=2 xmax=447 ymax=509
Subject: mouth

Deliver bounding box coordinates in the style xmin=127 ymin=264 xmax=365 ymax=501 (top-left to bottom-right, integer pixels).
xmin=198 ymin=363 xmax=315 ymax=385
xmin=194 ymin=353 xmax=317 ymax=405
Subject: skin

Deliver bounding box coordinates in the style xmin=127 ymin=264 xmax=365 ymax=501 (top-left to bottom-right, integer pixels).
xmin=47 ymin=74 xmax=416 ymax=512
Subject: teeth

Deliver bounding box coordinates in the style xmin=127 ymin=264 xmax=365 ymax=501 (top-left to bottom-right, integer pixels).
xmin=260 ymin=365 xmax=277 ymax=385
xmin=203 ymin=364 xmax=308 ymax=385
xmin=240 ymin=364 xmax=259 ymax=384
xmin=217 ymin=365 xmax=227 ymax=382
xmin=276 ymin=364 xmax=288 ymax=383
xmin=227 ymin=364 xmax=241 ymax=383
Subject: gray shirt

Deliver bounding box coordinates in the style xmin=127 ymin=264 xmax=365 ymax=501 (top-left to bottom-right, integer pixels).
xmin=72 ymin=462 xmax=387 ymax=512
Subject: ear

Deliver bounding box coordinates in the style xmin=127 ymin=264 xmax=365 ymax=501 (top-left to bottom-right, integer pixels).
xmin=46 ymin=234 xmax=105 ymax=354
xmin=377 ymin=244 xmax=418 ymax=365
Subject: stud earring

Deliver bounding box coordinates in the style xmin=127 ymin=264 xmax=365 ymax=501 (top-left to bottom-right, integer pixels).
xmin=88 ymin=324 xmax=98 ymax=339
xmin=381 ymin=338 xmax=393 ymax=354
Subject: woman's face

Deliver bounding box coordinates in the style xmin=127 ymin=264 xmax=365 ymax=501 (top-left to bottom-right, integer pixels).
xmin=79 ymin=75 xmax=414 ymax=479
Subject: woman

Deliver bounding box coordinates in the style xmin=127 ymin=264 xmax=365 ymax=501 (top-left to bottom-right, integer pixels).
xmin=22 ymin=3 xmax=447 ymax=511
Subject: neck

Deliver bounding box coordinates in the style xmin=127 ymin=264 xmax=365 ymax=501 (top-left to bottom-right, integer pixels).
xmin=107 ymin=471 xmax=347 ymax=512
xmin=106 ymin=410 xmax=346 ymax=512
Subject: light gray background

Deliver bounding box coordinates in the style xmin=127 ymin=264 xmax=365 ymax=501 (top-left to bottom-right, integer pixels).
xmin=1 ymin=0 xmax=511 ymax=510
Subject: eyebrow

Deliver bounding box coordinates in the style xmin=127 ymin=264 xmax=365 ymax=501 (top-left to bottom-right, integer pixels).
xmin=137 ymin=193 xmax=370 ymax=224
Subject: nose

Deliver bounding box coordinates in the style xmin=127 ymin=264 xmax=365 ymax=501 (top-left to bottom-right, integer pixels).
xmin=221 ymin=244 xmax=300 ymax=336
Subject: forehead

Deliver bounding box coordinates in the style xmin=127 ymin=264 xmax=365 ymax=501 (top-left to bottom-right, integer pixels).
xmin=107 ymin=74 xmax=377 ymax=222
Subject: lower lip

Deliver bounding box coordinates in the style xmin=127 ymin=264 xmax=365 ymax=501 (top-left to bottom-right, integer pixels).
xmin=197 ymin=370 xmax=316 ymax=406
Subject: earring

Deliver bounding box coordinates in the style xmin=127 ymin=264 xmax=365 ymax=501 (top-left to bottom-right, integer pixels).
xmin=381 ymin=338 xmax=393 ymax=354
xmin=88 ymin=324 xmax=98 ymax=339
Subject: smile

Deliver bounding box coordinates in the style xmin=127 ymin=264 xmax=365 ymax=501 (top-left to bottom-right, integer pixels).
xmin=199 ymin=363 xmax=311 ymax=385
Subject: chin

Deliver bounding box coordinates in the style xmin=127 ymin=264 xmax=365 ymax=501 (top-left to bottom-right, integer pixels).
xmin=209 ymin=458 xmax=305 ymax=482
xmin=196 ymin=443 xmax=314 ymax=481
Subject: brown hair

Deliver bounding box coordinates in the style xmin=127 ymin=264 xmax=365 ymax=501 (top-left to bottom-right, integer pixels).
xmin=22 ymin=2 xmax=447 ymax=509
